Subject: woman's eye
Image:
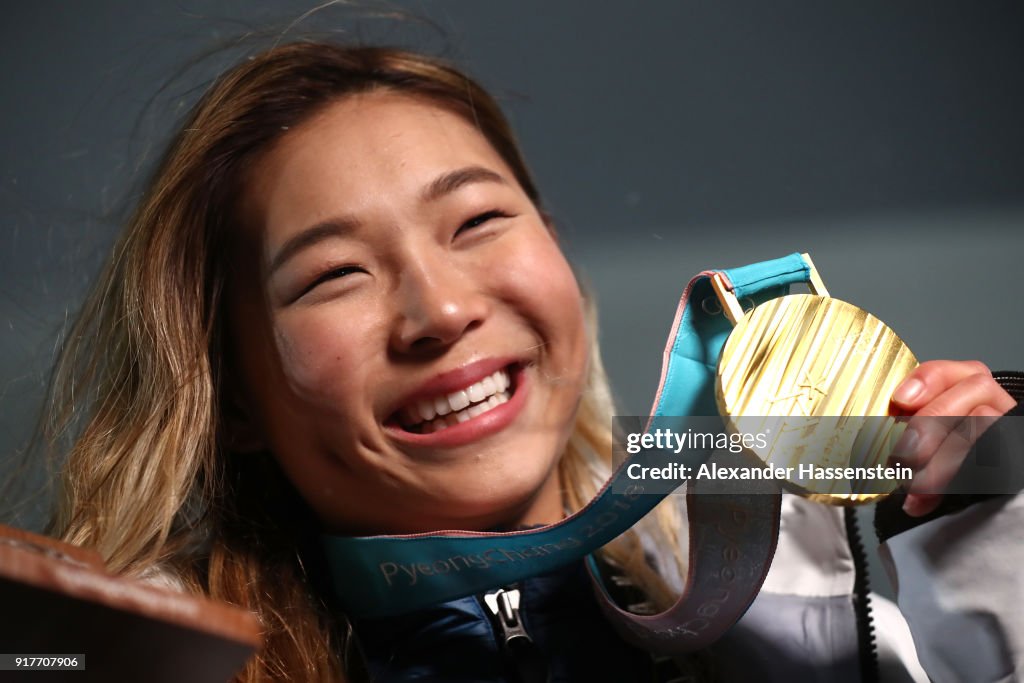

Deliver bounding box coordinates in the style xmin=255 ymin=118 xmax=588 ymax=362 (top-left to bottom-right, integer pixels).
xmin=456 ymin=209 xmax=510 ymax=235
xmin=299 ymin=265 xmax=365 ymax=298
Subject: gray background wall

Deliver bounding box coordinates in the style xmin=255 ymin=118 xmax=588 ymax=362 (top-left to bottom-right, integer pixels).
xmin=2 ymin=1 xmax=1023 ymax=599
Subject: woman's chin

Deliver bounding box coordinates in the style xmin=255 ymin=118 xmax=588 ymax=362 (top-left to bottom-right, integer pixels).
xmin=439 ymin=471 xmax=562 ymax=532
xmin=390 ymin=471 xmax=562 ymax=534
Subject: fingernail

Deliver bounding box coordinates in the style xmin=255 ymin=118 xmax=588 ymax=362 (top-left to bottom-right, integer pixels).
xmin=896 ymin=427 xmax=918 ymax=458
xmin=893 ymin=378 xmax=924 ymax=405
xmin=902 ymin=495 xmax=924 ymax=516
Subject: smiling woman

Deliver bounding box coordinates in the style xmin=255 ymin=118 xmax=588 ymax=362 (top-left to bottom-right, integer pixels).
xmin=227 ymin=92 xmax=589 ymax=535
xmin=41 ymin=44 xmax=685 ymax=682
xmin=31 ymin=36 xmax=1024 ymax=683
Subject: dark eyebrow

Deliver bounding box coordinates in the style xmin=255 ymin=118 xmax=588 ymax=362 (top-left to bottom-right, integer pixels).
xmin=420 ymin=165 xmax=507 ymax=203
xmin=267 ymin=216 xmax=359 ymax=278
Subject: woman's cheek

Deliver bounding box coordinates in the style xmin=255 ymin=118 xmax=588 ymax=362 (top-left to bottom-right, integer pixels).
xmin=271 ymin=310 xmax=372 ymax=406
xmin=497 ymin=234 xmax=587 ymax=375
xmin=529 ymin=238 xmax=584 ymax=322
xmin=499 ymin=230 xmax=582 ymax=313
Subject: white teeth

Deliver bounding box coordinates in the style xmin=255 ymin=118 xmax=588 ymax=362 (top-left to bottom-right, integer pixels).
xmin=413 ymin=389 xmax=512 ymax=433
xmin=434 ymin=396 xmax=452 ymax=417
xmin=449 ymin=390 xmax=470 ymax=412
xmin=417 ymin=400 xmax=436 ymax=422
xmin=399 ymin=368 xmax=513 ymax=432
xmin=467 ymin=382 xmax=485 ymax=403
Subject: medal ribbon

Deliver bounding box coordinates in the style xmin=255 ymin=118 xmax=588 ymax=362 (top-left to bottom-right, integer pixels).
xmin=323 ymin=253 xmax=811 ymax=652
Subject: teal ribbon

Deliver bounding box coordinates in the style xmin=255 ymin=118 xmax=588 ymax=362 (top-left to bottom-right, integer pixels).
xmin=322 ymin=253 xmax=810 ymax=618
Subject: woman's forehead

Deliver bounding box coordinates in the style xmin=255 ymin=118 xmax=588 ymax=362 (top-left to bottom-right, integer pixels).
xmin=239 ymin=92 xmax=516 ymax=242
xmin=256 ymin=93 xmax=505 ymax=191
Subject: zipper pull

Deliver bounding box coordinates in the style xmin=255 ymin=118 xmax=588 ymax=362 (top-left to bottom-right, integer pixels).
xmin=483 ymin=587 xmax=531 ymax=647
xmin=482 ymin=586 xmax=549 ymax=683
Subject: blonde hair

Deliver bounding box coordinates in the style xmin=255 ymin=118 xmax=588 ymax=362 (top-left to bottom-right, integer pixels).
xmin=44 ymin=42 xmax=686 ymax=681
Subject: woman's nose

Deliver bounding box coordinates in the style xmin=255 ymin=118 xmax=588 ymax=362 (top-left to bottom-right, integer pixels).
xmin=390 ymin=257 xmax=490 ymax=354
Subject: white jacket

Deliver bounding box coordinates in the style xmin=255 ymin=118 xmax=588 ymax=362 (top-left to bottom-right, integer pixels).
xmin=715 ymin=493 xmax=1024 ymax=682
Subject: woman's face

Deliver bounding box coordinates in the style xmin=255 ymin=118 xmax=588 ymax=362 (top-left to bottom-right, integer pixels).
xmin=228 ymin=93 xmax=589 ymax=535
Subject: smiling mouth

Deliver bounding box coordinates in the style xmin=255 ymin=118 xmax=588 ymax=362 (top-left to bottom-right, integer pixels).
xmin=395 ymin=365 xmax=516 ymax=434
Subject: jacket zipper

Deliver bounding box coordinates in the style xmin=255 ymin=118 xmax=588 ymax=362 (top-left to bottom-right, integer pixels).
xmin=481 ymin=585 xmax=549 ymax=683
xmin=845 ymin=508 xmax=880 ymax=683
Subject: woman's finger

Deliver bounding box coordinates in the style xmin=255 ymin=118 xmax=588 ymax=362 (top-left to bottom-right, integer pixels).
xmin=903 ymin=405 xmax=1003 ymax=516
xmin=891 ymin=360 xmax=1003 ymax=413
xmin=891 ymin=373 xmax=1007 ymax=468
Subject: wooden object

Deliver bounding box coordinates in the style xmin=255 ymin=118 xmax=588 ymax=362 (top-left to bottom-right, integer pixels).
xmin=0 ymin=524 xmax=261 ymax=682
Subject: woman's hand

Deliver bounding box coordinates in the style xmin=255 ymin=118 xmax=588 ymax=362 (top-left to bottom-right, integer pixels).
xmin=890 ymin=360 xmax=1017 ymax=516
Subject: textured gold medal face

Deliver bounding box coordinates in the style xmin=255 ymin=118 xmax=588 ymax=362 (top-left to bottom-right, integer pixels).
xmin=716 ymin=294 xmax=918 ymax=504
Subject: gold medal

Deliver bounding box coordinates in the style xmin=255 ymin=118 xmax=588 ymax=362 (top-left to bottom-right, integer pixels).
xmin=713 ymin=255 xmax=918 ymax=505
